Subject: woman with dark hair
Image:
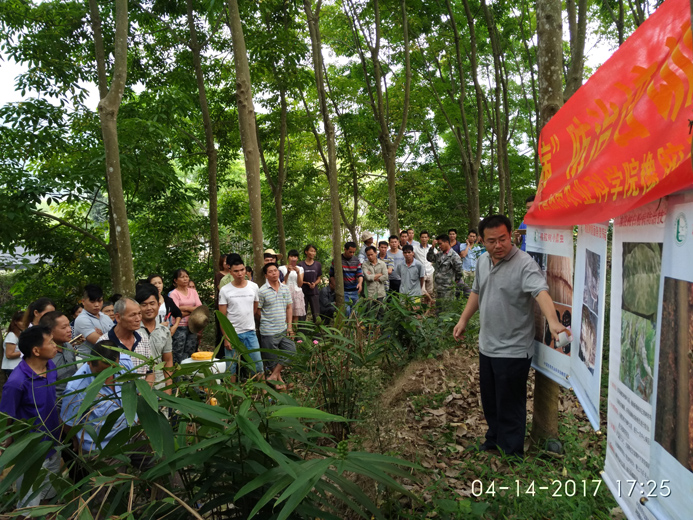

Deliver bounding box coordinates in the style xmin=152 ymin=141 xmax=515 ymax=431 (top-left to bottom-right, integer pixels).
xmin=214 ymin=254 xmax=230 ymax=296
xmin=146 ymin=273 xmax=183 ymax=337
xmin=2 ymin=311 xmax=25 ymax=377
xmin=22 ymin=298 xmax=56 ymax=329
xmin=168 ymin=269 xmax=203 ymax=363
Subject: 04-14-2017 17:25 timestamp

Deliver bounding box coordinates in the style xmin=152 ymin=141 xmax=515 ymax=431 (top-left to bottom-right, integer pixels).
xmin=471 ymin=479 xmax=603 ymax=497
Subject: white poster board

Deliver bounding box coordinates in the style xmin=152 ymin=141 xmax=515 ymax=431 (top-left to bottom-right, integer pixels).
xmin=526 ymin=226 xmax=574 ymax=388
xmin=603 ymin=200 xmax=667 ymax=520
xmin=570 ymin=223 xmax=608 ymax=431
xmin=645 ymin=194 xmax=693 ymax=519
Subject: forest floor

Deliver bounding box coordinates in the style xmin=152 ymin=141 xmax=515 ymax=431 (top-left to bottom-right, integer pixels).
xmin=350 ymin=344 xmax=622 ymax=519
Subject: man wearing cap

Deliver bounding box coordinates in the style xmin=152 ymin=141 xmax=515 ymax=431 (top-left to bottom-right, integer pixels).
xmin=264 ymin=249 xmax=285 ymax=282
xmin=358 ymin=231 xmax=375 ymax=264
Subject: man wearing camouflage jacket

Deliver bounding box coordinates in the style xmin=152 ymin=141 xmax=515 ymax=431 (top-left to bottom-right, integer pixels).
xmin=427 ymin=234 xmax=465 ymax=301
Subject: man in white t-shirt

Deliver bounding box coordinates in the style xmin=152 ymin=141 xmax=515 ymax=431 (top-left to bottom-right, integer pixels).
xmin=218 ymin=257 xmax=264 ymax=379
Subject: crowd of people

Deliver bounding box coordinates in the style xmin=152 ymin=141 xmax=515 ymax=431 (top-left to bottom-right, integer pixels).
xmin=0 ymin=199 xmax=568 ymax=509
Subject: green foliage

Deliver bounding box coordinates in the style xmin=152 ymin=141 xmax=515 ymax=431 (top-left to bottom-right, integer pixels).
xmin=0 ymin=349 xmax=418 ymax=519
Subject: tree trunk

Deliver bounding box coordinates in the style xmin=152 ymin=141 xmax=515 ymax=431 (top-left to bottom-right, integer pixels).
xmin=227 ymin=0 xmax=264 ymax=286
xmin=345 ymin=0 xmax=411 ymax=237
xmin=257 ymin=87 xmax=288 ymax=261
xmin=564 ymin=0 xmax=588 ymax=99
xmin=187 ymin=0 xmax=220 ymax=271
xmin=304 ymin=0 xmax=344 ymax=307
xmin=531 ymin=0 xmax=564 ymax=448
xmin=88 ymin=0 xmax=135 ymax=296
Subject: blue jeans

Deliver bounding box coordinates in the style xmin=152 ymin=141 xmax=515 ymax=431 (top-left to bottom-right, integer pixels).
xmin=344 ymin=290 xmax=359 ymax=317
xmin=226 ymin=330 xmax=264 ymax=375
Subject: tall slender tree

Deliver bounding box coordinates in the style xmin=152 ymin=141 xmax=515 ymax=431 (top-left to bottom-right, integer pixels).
xmin=227 ymin=0 xmax=265 ymax=285
xmin=344 ymin=0 xmax=411 ymax=236
xmin=303 ymin=0 xmax=344 ymax=306
xmin=186 ymin=0 xmax=221 ymax=268
xmin=88 ymin=0 xmax=136 ymax=295
xmin=531 ymin=0 xmax=564 ymax=449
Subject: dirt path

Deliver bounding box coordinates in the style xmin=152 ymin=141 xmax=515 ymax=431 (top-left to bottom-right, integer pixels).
xmin=359 ymin=346 xmax=593 ymax=503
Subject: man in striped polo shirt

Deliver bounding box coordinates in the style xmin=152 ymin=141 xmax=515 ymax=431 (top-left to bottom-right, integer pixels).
xmin=329 ymin=241 xmax=363 ymax=316
xmin=257 ymin=263 xmax=295 ymax=390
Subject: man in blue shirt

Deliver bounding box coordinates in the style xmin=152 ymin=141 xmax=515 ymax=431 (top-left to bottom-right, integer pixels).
xmin=0 ymin=326 xmax=60 ymax=508
xmin=61 ymin=340 xmax=134 ymax=455
xmin=513 ymin=195 xmax=535 ymax=252
xmin=460 ymin=230 xmax=480 ymax=285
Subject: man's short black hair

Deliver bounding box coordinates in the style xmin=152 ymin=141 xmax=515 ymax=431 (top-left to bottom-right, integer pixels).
xmin=38 ymin=311 xmax=67 ymax=331
xmin=526 ymin=194 xmax=536 ymax=204
xmin=83 ymin=284 xmax=103 ymax=301
xmin=402 ymin=244 xmax=414 ymax=252
xmin=263 ymin=253 xmax=275 ymax=260
xmin=135 ymin=283 xmax=159 ymax=304
xmin=262 ymin=262 xmax=279 ymax=275
xmin=468 ymin=229 xmax=478 ymax=235
xmin=228 ymin=255 xmax=244 ymax=268
xmin=18 ymin=326 xmax=51 ymax=358
xmin=225 ymin=253 xmax=242 ymax=268
xmin=448 ymin=228 xmax=457 ymax=234
xmin=91 ymin=340 xmax=121 ymax=364
xmin=102 ymin=300 xmax=114 ymax=309
xmin=419 ymin=230 xmax=429 ymax=237
xmin=304 ymin=244 xmax=317 ymax=253
xmin=365 ymin=245 xmax=377 ymax=254
xmin=437 ymin=234 xmax=450 ymax=242
xmin=344 ymin=241 xmax=357 ymax=250
xmin=479 ymin=214 xmax=512 ymax=238
xmin=288 ymin=249 xmax=300 ymax=258
xmin=399 ymin=230 xmax=408 ymax=236
xmin=378 ymin=240 xmax=388 ymax=247
xmin=389 ymin=235 xmax=399 ymax=242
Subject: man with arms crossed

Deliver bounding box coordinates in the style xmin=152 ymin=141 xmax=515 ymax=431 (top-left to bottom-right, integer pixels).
xmin=414 ymin=230 xmax=435 ymax=297
xmin=73 ymin=284 xmax=115 ymax=358
xmin=257 ymin=263 xmax=295 ymax=390
xmin=453 ymin=215 xmax=566 ymax=457
xmin=218 ymin=257 xmax=264 ymax=380
xmin=135 ymin=283 xmax=174 ymax=392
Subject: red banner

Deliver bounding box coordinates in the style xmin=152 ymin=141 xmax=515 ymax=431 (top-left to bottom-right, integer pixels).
xmin=526 ymin=0 xmax=693 ymax=226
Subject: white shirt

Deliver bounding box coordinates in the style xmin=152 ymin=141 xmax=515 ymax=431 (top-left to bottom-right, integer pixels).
xmin=279 ymin=265 xmax=304 ymax=292
xmin=1 ymin=332 xmax=20 ymax=371
xmin=218 ymin=281 xmax=260 ymax=334
xmin=414 ymin=243 xmax=434 ymax=277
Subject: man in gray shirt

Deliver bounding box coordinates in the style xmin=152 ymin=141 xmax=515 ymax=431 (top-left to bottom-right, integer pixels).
xmin=453 ymin=214 xmax=567 ymax=457
xmin=396 ymin=244 xmax=425 ymax=298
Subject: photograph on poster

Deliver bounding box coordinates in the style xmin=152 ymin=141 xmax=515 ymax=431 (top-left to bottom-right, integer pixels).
xmin=547 ymin=254 xmax=573 ymax=306
xmin=532 ymin=254 xmax=573 ymax=355
xmin=579 ymin=304 xmax=598 ymax=374
xmin=618 ymin=242 xmax=662 ymax=403
xmin=654 ymin=277 xmax=693 ymax=472
xmin=583 ymin=249 xmax=600 ymax=315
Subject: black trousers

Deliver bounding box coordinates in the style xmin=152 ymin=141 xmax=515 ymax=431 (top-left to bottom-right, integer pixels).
xmin=478 ymin=352 xmax=532 ymax=456
xmin=388 ymin=279 xmax=401 ymax=293
xmin=304 ymin=293 xmax=320 ymax=322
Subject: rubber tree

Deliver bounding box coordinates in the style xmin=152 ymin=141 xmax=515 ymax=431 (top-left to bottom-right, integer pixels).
xmin=88 ymin=0 xmax=136 ymax=295
xmin=186 ymin=0 xmax=221 ymax=269
xmin=303 ymin=0 xmax=344 ymax=307
xmin=344 ymin=0 xmax=412 ymax=237
xmin=226 ymin=0 xmax=265 ymax=286
xmin=531 ymin=0 xmax=564 ymax=448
